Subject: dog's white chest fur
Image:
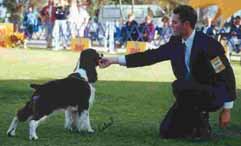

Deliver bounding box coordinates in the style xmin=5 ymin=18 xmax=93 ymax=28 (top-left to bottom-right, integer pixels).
xmin=75 ymin=68 xmax=88 ymax=81
xmin=74 ymin=68 xmax=96 ymax=106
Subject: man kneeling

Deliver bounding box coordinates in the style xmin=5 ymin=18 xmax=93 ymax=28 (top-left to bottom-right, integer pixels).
xmin=99 ymin=5 xmax=236 ymax=139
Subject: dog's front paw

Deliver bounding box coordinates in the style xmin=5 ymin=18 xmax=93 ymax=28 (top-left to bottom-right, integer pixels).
xmin=79 ymin=130 xmax=95 ymax=135
xmin=7 ymin=129 xmax=16 ymax=137
xmin=29 ymin=135 xmax=39 ymax=140
xmin=65 ymin=125 xmax=73 ymax=132
xmin=88 ymin=128 xmax=95 ymax=134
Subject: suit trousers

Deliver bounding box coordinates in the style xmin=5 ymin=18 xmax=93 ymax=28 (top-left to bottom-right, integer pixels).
xmin=159 ymin=79 xmax=222 ymax=139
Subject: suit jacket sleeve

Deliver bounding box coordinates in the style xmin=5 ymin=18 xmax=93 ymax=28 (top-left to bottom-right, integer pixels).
xmin=204 ymin=38 xmax=236 ymax=102
xmin=125 ymin=37 xmax=175 ymax=68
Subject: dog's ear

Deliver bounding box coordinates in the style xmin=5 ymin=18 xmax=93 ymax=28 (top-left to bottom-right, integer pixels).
xmin=86 ymin=66 xmax=97 ymax=83
xmin=78 ymin=48 xmax=100 ymax=83
xmin=30 ymin=84 xmax=42 ymax=90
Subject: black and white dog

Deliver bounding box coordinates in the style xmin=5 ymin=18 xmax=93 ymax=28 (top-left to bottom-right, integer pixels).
xmin=7 ymin=49 xmax=101 ymax=140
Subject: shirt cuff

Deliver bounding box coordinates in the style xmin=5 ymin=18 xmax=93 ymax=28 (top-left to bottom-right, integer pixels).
xmin=117 ymin=56 xmax=127 ymax=66
xmin=223 ymin=101 xmax=234 ymax=109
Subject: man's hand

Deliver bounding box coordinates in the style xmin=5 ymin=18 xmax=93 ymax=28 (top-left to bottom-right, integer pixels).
xmin=99 ymin=57 xmax=118 ymax=68
xmin=219 ymin=108 xmax=231 ymax=128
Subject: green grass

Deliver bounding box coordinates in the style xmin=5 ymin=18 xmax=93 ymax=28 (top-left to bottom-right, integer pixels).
xmin=0 ymin=48 xmax=240 ymax=146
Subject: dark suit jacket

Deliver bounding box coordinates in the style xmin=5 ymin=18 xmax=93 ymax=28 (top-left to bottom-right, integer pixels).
xmin=125 ymin=31 xmax=236 ymax=103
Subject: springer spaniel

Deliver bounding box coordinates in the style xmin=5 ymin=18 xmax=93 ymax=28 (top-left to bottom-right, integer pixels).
xmin=7 ymin=49 xmax=101 ymax=140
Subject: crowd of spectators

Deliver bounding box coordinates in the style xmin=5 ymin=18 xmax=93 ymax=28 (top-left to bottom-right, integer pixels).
xmin=16 ymin=1 xmax=241 ymax=53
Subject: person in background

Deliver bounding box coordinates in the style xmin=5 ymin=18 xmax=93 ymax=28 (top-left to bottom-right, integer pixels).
xmin=68 ymin=0 xmax=80 ymax=38
xmin=228 ymin=16 xmax=241 ymax=53
xmin=40 ymin=0 xmax=56 ymax=48
xmin=52 ymin=0 xmax=69 ymax=50
xmin=104 ymin=20 xmax=115 ymax=53
xmin=206 ymin=21 xmax=218 ymax=39
xmin=139 ymin=15 xmax=155 ymax=42
xmin=77 ymin=3 xmax=90 ymax=37
xmin=161 ymin=16 xmax=172 ymax=43
xmin=121 ymin=13 xmax=138 ymax=43
xmin=23 ymin=5 xmax=38 ymax=39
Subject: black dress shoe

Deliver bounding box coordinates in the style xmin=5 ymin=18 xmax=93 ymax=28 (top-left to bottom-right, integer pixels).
xmin=190 ymin=111 xmax=212 ymax=139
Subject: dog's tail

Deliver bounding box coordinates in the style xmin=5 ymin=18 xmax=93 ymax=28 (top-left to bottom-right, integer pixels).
xmin=17 ymin=101 xmax=34 ymax=122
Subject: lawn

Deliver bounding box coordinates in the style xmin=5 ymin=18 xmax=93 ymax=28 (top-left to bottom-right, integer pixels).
xmin=0 ymin=48 xmax=240 ymax=146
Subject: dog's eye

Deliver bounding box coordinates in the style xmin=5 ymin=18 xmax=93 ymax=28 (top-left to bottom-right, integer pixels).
xmin=99 ymin=54 xmax=104 ymax=59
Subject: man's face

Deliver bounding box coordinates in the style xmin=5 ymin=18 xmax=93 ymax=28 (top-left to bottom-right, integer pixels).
xmin=145 ymin=16 xmax=151 ymax=24
xmin=171 ymin=14 xmax=185 ymax=36
xmin=49 ymin=0 xmax=54 ymax=5
xmin=235 ymin=18 xmax=240 ymax=25
xmin=128 ymin=15 xmax=134 ymax=22
xmin=29 ymin=7 xmax=33 ymax=12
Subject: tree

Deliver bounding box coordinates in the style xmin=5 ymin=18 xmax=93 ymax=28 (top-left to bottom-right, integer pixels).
xmin=3 ymin=0 xmax=26 ymax=23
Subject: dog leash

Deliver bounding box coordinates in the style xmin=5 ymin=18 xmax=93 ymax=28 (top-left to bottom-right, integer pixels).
xmin=97 ymin=116 xmax=114 ymax=132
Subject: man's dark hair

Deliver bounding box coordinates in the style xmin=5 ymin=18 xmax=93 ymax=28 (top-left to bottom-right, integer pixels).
xmin=235 ymin=16 xmax=240 ymax=20
xmin=173 ymin=5 xmax=197 ymax=29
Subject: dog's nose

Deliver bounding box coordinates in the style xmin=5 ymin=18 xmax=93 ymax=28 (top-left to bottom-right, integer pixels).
xmin=97 ymin=54 xmax=104 ymax=65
